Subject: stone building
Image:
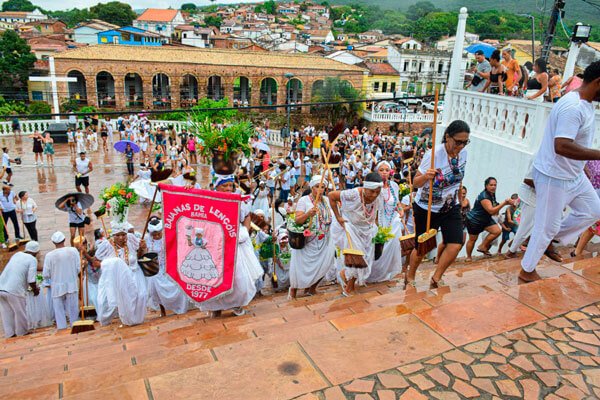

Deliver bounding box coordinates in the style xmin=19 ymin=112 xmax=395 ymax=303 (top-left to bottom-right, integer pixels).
xmin=52 ymin=45 xmax=365 ymax=112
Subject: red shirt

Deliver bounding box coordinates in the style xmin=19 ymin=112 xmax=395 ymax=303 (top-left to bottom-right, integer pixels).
xmin=262 ymin=153 xmax=270 ymax=171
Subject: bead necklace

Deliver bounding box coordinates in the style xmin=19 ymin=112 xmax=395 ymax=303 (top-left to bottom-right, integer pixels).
xmin=113 ymin=240 xmax=130 ymax=265
xmin=380 ymin=183 xmax=398 ymax=227
xmin=309 ymin=194 xmax=332 ymax=233
xmin=360 ymin=189 xmax=377 ymax=224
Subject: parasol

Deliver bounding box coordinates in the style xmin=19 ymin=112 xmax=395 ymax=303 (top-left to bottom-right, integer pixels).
xmin=253 ymin=141 xmax=270 ymax=152
xmin=465 ymin=43 xmax=496 ymax=58
xmin=114 ymin=140 xmax=140 ymax=154
xmin=55 ymin=193 xmax=94 ymax=211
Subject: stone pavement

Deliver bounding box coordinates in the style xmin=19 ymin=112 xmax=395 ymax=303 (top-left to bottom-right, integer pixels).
xmin=0 ymin=138 xmax=599 ymax=399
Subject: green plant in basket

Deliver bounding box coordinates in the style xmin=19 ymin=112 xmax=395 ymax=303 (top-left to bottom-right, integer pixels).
xmin=372 ymin=226 xmax=395 ymax=244
xmin=189 ymin=115 xmax=254 ymax=161
xmin=286 ymin=215 xmax=308 ymax=234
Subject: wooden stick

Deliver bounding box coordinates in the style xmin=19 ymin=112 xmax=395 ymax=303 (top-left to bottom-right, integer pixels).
xmin=141 ymin=185 xmax=159 ymax=239
xmin=425 ymin=89 xmax=439 ymax=233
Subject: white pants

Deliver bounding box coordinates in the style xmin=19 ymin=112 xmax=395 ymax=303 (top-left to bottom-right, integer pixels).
xmin=509 ymin=202 xmax=535 ymax=253
xmin=0 ymin=291 xmax=28 ymax=338
xmin=522 ymin=170 xmax=600 ymax=272
xmin=52 ymin=292 xmax=79 ymax=330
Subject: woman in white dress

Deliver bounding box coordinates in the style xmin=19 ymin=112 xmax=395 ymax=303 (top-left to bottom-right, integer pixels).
xmin=252 ymin=181 xmax=270 ymax=213
xmin=368 ymin=162 xmax=403 ymax=283
xmin=93 ymin=222 xmax=148 ymax=326
xmin=329 ymin=172 xmax=382 ymax=295
xmin=129 ymin=163 xmax=159 ymax=204
xmin=181 ymin=227 xmax=218 ymax=280
xmin=145 ymin=219 xmax=189 ymax=316
xmin=197 ymin=174 xmax=263 ymax=318
xmin=288 ymin=176 xmax=335 ymax=299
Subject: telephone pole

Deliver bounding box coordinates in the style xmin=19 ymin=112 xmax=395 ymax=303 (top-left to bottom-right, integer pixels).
xmin=541 ymin=0 xmax=566 ymax=62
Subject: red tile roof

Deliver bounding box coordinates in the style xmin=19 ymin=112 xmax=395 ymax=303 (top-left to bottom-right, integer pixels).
xmin=365 ymin=62 xmax=399 ymax=75
xmin=136 ymin=9 xmax=179 ymax=22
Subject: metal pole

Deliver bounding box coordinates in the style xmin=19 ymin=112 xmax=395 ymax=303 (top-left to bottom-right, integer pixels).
xmin=531 ymin=16 xmax=536 ymax=63
xmin=284 ymin=72 xmax=293 ymax=138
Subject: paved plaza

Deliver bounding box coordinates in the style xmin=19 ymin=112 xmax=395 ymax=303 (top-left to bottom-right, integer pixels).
xmin=0 ymin=138 xmax=599 ymax=399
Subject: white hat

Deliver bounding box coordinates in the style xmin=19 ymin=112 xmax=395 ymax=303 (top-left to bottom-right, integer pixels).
xmin=195 ymin=227 xmax=204 ymax=235
xmin=110 ymin=221 xmax=129 ymax=234
xmin=25 ymin=241 xmax=40 ymax=253
xmin=309 ymin=175 xmax=324 ymax=188
xmin=254 ymin=209 xmax=265 ymax=216
xmin=51 ymin=231 xmax=66 ymax=244
xmin=148 ymin=220 xmax=163 ymax=233
xmin=303 ymin=156 xmax=310 ymax=161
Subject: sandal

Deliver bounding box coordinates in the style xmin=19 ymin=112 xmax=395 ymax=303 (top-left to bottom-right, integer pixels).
xmin=430 ymin=277 xmax=445 ymax=289
xmin=404 ymin=276 xmax=416 ymax=288
xmin=477 ymin=247 xmax=492 ymax=257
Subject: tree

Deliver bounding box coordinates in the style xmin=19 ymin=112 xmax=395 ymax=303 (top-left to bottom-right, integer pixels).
xmin=412 ymin=12 xmax=457 ymax=42
xmin=406 ymin=1 xmax=439 ymax=21
xmin=263 ymin=0 xmax=277 ymax=15
xmin=181 ymin=3 xmax=197 ymax=12
xmin=48 ymin=8 xmax=94 ymax=27
xmin=203 ymin=15 xmax=222 ymax=28
xmin=1 ymin=0 xmax=36 ymax=12
xmin=311 ymin=77 xmax=362 ymax=122
xmin=90 ymin=2 xmax=137 ymax=27
xmin=0 ymin=30 xmax=36 ymax=100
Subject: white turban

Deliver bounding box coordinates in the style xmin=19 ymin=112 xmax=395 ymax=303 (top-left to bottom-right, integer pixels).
xmin=110 ymin=221 xmax=129 ymax=234
xmin=309 ymin=175 xmax=324 ymax=188
xmin=148 ymin=221 xmax=163 ymax=232
xmin=195 ymin=227 xmax=204 ymax=235
xmin=95 ymin=239 xmax=116 ymax=261
xmin=214 ymin=174 xmax=235 ymax=188
xmin=25 ymin=241 xmax=40 ymax=253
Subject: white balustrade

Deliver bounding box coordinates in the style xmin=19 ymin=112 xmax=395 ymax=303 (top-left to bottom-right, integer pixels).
xmin=363 ymin=111 xmax=441 ymax=123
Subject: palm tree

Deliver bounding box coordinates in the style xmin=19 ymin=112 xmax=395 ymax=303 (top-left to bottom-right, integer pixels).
xmin=311 ymin=77 xmax=363 ymax=122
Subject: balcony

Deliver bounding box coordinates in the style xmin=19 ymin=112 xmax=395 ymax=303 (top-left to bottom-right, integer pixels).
xmin=363 ymin=110 xmax=442 ymax=123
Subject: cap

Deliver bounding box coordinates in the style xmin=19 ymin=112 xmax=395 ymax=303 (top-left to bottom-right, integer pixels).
xmin=51 ymin=231 xmax=66 ymax=244
xmin=25 ymin=241 xmax=40 ymax=253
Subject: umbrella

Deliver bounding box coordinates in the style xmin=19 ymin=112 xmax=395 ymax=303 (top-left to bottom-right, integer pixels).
xmin=465 ymin=43 xmax=496 ymax=58
xmin=55 ymin=193 xmax=95 ymax=211
xmin=253 ymin=141 xmax=270 ymax=152
xmin=114 ymin=140 xmax=140 ymax=154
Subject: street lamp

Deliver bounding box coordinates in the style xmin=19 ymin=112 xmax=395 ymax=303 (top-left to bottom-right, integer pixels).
xmin=572 ymin=23 xmax=592 ymax=43
xmin=518 ymin=14 xmax=536 ymax=63
xmin=284 ymin=72 xmax=294 ymax=139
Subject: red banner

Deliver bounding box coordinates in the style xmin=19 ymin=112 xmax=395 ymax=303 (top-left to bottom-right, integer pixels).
xmin=159 ymin=184 xmax=241 ymax=303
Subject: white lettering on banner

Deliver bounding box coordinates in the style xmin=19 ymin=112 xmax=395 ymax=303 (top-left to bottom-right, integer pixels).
xmin=186 ymin=284 xmax=212 ymax=299
xmin=209 ymin=206 xmax=237 ymax=238
xmin=164 ymin=203 xmax=191 ymax=229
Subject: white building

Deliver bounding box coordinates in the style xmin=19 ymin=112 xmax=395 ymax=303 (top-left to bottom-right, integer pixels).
xmin=73 ymin=19 xmax=120 ymax=45
xmin=577 ymin=42 xmax=600 ymax=70
xmin=133 ymin=9 xmax=185 ymax=37
xmin=326 ymin=50 xmax=365 ymax=65
xmin=387 ymin=44 xmax=467 ymax=96
xmin=180 ymin=27 xmax=218 ymax=48
xmin=436 ymin=31 xmax=480 ymax=51
xmin=394 ymin=38 xmax=422 ymax=51
xmin=0 ymin=8 xmax=46 ymax=24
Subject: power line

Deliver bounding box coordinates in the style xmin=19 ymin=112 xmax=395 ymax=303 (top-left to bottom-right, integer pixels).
xmin=578 ymin=0 xmax=600 ymax=10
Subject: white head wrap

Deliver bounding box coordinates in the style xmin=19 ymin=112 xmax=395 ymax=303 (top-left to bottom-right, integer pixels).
xmin=195 ymin=227 xmax=204 ymax=235
xmin=309 ymin=175 xmax=324 ymax=188
xmin=110 ymin=221 xmax=129 ymax=234
xmin=95 ymin=239 xmax=116 ymax=261
xmin=51 ymin=231 xmax=66 ymax=244
xmin=376 ymin=161 xmax=391 ymax=171
xmin=363 ymin=181 xmax=384 ymax=190
xmin=25 ymin=241 xmax=40 ymax=253
xmin=254 ymin=209 xmax=265 ymax=217
xmin=214 ymin=174 xmax=235 ymax=187
xmin=148 ymin=221 xmax=163 ymax=233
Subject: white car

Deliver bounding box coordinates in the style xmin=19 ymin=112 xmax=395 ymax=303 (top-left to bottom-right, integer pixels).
xmin=424 ymin=100 xmax=444 ymax=112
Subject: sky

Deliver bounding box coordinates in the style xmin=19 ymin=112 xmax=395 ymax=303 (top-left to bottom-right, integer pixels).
xmin=19 ymin=0 xmax=262 ymax=11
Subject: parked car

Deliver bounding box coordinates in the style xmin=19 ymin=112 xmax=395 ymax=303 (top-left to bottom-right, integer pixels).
xmin=397 ymin=96 xmax=423 ymax=107
xmin=423 ymin=100 xmax=444 ymax=112
xmin=376 ymin=102 xmax=408 ymax=113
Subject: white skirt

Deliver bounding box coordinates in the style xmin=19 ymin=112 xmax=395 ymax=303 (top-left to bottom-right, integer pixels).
xmin=289 ymin=233 xmax=335 ymax=289
xmin=146 ymin=273 xmax=189 ymax=314
xmin=367 ymin=216 xmax=403 ymax=283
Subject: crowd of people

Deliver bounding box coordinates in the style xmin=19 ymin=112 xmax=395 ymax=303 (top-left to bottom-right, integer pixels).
xmin=0 ymin=61 xmax=598 ymax=338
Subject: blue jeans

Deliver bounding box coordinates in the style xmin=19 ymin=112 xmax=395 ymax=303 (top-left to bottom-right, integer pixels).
xmin=279 ymin=189 xmax=289 ymax=200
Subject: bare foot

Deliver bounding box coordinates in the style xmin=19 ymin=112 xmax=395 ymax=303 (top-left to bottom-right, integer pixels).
xmin=504 ymin=251 xmax=517 ymax=259
xmin=519 ymin=269 xmax=541 ymax=282
xmin=465 ymin=257 xmax=473 ymax=263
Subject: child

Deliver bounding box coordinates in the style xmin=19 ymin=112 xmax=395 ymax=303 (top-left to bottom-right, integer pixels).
xmin=498 ymin=193 xmax=520 ymax=254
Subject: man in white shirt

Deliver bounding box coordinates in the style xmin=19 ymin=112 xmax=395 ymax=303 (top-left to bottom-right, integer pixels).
xmin=43 ymin=231 xmax=81 ymax=329
xmin=73 ymin=151 xmax=93 ymax=194
xmin=1 ymin=147 xmax=15 ymax=185
xmin=520 ymin=62 xmax=600 ymax=282
xmin=0 ymin=241 xmax=39 ymax=337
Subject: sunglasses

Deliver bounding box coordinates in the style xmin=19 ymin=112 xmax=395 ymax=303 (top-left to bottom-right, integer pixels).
xmin=451 ymin=137 xmax=470 ymax=147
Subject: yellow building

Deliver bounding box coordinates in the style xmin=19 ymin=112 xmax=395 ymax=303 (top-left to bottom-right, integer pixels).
xmin=363 ymin=61 xmax=400 ymax=99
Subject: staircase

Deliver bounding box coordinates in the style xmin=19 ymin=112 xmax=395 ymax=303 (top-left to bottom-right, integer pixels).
xmin=1 ymin=248 xmax=600 ymax=400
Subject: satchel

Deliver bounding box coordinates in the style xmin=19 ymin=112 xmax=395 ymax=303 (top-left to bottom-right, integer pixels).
xmin=471 ymin=75 xmax=482 ymax=86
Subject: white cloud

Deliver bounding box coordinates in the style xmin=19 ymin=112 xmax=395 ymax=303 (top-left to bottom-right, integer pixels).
xmin=31 ymin=0 xmax=262 ymax=11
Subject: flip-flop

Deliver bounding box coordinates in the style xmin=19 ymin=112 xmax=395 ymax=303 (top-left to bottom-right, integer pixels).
xmin=477 ymin=248 xmax=492 ymax=257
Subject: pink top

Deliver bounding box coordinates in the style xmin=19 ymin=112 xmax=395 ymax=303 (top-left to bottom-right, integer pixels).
xmin=587 ymin=160 xmax=600 ymax=190
xmin=564 ymin=76 xmax=583 ymax=94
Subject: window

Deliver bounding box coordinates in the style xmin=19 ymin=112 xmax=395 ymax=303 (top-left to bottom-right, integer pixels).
xmin=391 ymin=82 xmax=396 ymax=92
xmin=32 ymin=91 xmax=43 ymax=101
xmin=430 ymin=61 xmax=435 ymax=70
xmin=382 ymin=82 xmax=388 ymax=92
xmin=418 ymin=62 xmax=423 ymax=73
xmin=373 ymin=82 xmax=380 ymax=92
xmin=438 ymin=62 xmax=443 ymax=73
xmin=403 ymin=61 xmax=409 ymax=72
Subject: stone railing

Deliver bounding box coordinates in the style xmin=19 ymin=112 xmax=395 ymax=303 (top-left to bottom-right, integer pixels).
xmin=442 ymin=89 xmax=600 ymax=153
xmin=363 ymin=110 xmax=441 ymax=123
xmin=0 ymin=119 xmax=189 ymax=136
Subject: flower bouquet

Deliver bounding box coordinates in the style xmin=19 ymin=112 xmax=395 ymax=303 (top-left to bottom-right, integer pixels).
xmin=399 ymin=183 xmax=411 ymax=198
xmin=372 ymin=226 xmax=395 ymax=260
xmin=97 ymin=182 xmax=139 ymax=223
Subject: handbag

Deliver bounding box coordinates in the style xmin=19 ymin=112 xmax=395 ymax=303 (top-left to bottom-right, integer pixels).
xmin=84 ymin=216 xmax=91 ymax=225
xmin=471 ymin=75 xmax=482 ymax=86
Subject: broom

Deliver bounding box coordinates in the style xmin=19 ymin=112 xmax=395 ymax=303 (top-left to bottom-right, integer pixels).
xmin=417 ymin=89 xmax=440 ymax=256
xmin=342 ymin=229 xmax=368 ymax=268
xmin=71 ymin=235 xmax=95 ymax=334
xmin=399 ymin=165 xmax=416 ymax=256
xmin=0 ymin=212 xmax=18 ymax=251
